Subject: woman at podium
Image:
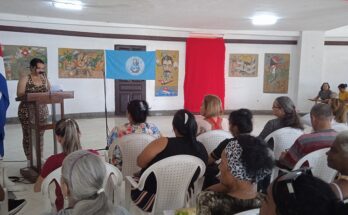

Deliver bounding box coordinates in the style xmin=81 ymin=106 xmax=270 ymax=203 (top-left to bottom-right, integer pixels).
xmin=16 ymin=58 xmax=50 ymax=161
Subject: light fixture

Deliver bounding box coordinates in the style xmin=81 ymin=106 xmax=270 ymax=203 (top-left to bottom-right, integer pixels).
xmin=251 ymin=14 xmax=278 ymax=26
xmin=53 ymin=0 xmax=83 ymax=10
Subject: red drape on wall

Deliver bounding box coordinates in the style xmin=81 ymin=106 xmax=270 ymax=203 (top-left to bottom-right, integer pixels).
xmin=184 ymin=38 xmax=226 ymax=113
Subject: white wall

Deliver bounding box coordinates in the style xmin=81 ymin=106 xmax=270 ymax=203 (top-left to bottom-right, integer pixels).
xmin=2 ymin=15 xmax=348 ymax=118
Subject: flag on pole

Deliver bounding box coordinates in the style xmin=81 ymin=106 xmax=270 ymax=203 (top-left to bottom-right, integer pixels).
xmin=0 ymin=44 xmax=10 ymax=159
xmin=105 ymin=50 xmax=155 ymax=80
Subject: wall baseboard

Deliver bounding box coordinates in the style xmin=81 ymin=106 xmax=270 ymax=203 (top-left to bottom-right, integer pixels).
xmin=6 ymin=109 xmax=299 ymax=124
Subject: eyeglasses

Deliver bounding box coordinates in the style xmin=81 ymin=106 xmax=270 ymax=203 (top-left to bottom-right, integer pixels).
xmin=272 ymin=168 xmax=312 ymax=203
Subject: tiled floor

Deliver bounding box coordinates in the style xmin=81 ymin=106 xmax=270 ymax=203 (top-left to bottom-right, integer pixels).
xmin=1 ymin=114 xmax=274 ymax=215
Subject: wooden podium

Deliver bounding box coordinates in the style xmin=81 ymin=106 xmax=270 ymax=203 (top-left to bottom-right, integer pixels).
xmin=16 ymin=91 xmax=74 ymax=182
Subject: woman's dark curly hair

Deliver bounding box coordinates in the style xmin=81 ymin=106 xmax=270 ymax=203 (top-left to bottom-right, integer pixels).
xmin=238 ymin=135 xmax=274 ymax=182
xmin=272 ymin=173 xmax=348 ymax=215
xmin=229 ymin=108 xmax=253 ymax=134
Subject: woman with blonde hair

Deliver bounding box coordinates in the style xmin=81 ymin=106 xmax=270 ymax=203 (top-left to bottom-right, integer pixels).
xmin=330 ymin=98 xmax=347 ymax=124
xmin=196 ymin=94 xmax=229 ymax=134
xmin=57 ymin=150 xmax=129 ymax=215
xmin=34 ymin=118 xmax=86 ymax=211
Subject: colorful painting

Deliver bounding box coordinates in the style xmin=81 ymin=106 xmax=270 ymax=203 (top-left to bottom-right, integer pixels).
xmin=229 ymin=54 xmax=258 ymax=77
xmin=263 ymin=53 xmax=290 ymax=94
xmin=155 ymin=50 xmax=179 ymax=96
xmin=2 ymin=45 xmax=47 ymax=80
xmin=58 ymin=48 xmax=105 ymax=78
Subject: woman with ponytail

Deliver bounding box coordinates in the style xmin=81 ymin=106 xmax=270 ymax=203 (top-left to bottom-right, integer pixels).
xmin=56 ymin=150 xmax=129 ymax=215
xmin=131 ymin=109 xmax=208 ymax=213
xmin=34 ymin=118 xmax=91 ymax=211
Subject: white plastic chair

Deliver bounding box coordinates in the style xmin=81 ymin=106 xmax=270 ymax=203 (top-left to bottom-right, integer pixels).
xmin=197 ymin=130 xmax=233 ymax=154
xmin=41 ymin=167 xmax=63 ymax=213
xmin=265 ymin=127 xmax=304 ymax=181
xmin=108 ymin=133 xmax=156 ymax=209
xmin=104 ymin=162 xmax=124 ymax=206
xmin=126 ymin=155 xmax=206 ymax=215
xmin=293 ymin=147 xmax=337 ymax=183
xmin=234 ymin=208 xmax=260 ymax=215
xmin=332 ymin=123 xmax=348 ymax=132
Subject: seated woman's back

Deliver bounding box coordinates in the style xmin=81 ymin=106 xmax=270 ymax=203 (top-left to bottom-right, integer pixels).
xmin=196 ymin=94 xmax=229 ymax=134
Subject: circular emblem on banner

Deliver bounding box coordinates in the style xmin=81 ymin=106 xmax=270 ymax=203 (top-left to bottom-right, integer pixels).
xmin=126 ymin=56 xmax=145 ymax=76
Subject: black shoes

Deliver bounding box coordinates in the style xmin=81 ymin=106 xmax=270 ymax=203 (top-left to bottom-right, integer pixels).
xmin=8 ymin=199 xmax=26 ymax=215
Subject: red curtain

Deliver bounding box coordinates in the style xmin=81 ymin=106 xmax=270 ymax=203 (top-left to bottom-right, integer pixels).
xmin=184 ymin=38 xmax=226 ymax=113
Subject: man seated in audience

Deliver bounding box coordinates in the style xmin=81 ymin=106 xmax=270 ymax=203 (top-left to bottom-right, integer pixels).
xmin=278 ymin=103 xmax=337 ymax=169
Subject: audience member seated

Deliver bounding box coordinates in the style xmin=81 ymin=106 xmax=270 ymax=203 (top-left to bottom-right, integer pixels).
xmin=107 ymin=100 xmax=161 ymax=168
xmin=327 ymin=131 xmax=348 ymax=202
xmin=260 ymin=169 xmax=348 ymax=215
xmin=195 ymin=94 xmax=228 ymax=135
xmin=302 ymin=98 xmax=347 ymax=129
xmin=0 ymin=184 xmax=26 ymax=214
xmin=278 ymin=103 xmax=337 ymax=170
xmin=258 ymin=96 xmax=303 ymax=146
xmin=338 ymin=83 xmax=348 ymax=105
xmin=311 ymin=82 xmax=335 ymax=104
xmin=51 ymin=150 xmax=129 ymax=215
xmin=131 ymin=109 xmax=208 ymax=213
xmin=204 ymin=109 xmax=253 ymax=188
xmin=34 ymin=118 xmax=85 ymax=211
xmin=196 ymin=135 xmax=274 ymax=215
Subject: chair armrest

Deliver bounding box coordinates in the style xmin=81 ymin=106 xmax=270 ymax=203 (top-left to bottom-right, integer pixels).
xmin=125 ymin=176 xmax=139 ymax=189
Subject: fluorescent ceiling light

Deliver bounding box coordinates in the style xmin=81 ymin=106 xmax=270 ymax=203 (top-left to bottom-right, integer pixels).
xmin=53 ymin=0 xmax=83 ymax=10
xmin=252 ymin=14 xmax=278 ymax=26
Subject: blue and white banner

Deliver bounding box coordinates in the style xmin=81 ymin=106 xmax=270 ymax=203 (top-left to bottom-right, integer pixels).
xmin=105 ymin=50 xmax=156 ymax=80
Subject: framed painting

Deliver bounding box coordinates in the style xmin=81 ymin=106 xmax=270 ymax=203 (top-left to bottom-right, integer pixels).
xmin=155 ymin=50 xmax=179 ymax=96
xmin=263 ymin=53 xmax=290 ymax=94
xmin=2 ymin=45 xmax=47 ymax=80
xmin=229 ymin=54 xmax=258 ymax=77
xmin=58 ymin=48 xmax=105 ymax=78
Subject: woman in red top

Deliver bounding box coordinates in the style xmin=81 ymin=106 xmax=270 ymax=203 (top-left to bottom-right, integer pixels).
xmin=33 ymin=118 xmax=81 ymax=211
xmin=196 ymin=94 xmax=229 ymax=135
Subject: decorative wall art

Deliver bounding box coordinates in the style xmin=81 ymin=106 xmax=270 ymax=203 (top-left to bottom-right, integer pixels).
xmin=263 ymin=53 xmax=290 ymax=94
xmin=229 ymin=54 xmax=258 ymax=77
xmin=155 ymin=50 xmax=179 ymax=96
xmin=2 ymin=45 xmax=47 ymax=80
xmin=58 ymin=48 xmax=105 ymax=78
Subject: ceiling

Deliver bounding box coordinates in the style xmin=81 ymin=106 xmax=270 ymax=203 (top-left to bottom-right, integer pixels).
xmin=0 ymin=0 xmax=348 ymax=31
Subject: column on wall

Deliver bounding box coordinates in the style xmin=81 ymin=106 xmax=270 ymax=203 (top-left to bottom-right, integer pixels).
xmin=296 ymin=31 xmax=325 ymax=112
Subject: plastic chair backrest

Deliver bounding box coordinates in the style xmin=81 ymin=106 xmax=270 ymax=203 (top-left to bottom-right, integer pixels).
xmin=293 ymin=147 xmax=337 ymax=183
xmin=332 ymin=123 xmax=348 ymax=132
xmin=197 ymin=130 xmax=233 ymax=154
xmin=136 ymin=155 xmax=206 ymax=215
xmin=41 ymin=167 xmax=63 ymax=213
xmin=265 ymin=127 xmax=304 ymax=159
xmin=104 ymin=162 xmax=123 ymax=205
xmin=118 ymin=133 xmax=156 ymax=177
xmin=234 ymin=208 xmax=260 ymax=215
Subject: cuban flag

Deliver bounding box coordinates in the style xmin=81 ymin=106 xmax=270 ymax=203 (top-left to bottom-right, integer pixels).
xmin=0 ymin=44 xmax=9 ymax=159
xmin=105 ymin=50 xmax=155 ymax=80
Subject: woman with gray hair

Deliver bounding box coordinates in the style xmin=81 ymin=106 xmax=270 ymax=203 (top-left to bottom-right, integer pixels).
xmin=56 ymin=150 xmax=129 ymax=215
xmin=259 ymin=96 xmax=303 ymax=142
xmin=327 ymin=131 xmax=348 ymax=202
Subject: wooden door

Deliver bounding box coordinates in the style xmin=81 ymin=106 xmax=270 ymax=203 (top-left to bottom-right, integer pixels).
xmin=114 ymin=45 xmax=146 ymax=115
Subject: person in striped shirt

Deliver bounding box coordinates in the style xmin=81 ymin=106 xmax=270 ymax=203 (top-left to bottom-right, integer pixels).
xmin=278 ymin=103 xmax=337 ymax=169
